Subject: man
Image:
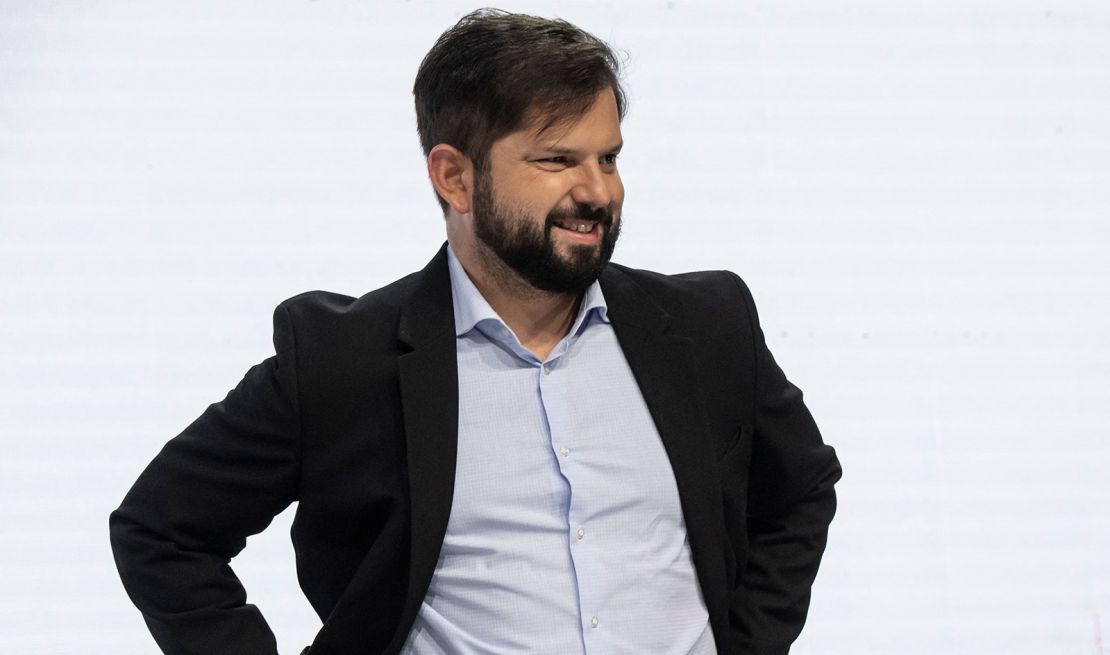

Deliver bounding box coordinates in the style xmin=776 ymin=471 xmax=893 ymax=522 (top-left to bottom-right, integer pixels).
xmin=110 ymin=9 xmax=840 ymax=655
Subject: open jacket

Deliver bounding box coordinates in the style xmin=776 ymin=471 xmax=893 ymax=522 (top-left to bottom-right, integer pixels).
xmin=110 ymin=245 xmax=841 ymax=655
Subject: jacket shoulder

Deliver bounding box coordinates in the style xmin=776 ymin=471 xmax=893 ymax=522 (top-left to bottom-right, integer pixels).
xmin=274 ymin=269 xmax=424 ymax=329
xmin=604 ymin=262 xmax=755 ymax=317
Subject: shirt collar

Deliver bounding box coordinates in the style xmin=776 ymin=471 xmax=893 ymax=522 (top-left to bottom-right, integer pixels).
xmin=446 ymin=245 xmax=610 ymax=340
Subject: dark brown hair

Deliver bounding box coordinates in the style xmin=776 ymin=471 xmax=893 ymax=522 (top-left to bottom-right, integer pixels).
xmin=414 ymin=8 xmax=627 ymax=212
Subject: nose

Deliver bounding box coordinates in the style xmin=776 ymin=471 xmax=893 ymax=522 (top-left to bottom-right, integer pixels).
xmin=570 ymin=161 xmax=621 ymax=211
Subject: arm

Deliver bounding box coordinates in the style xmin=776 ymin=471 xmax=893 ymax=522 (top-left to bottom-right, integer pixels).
xmin=728 ymin=276 xmax=842 ymax=654
xmin=109 ymin=303 xmax=303 ymax=655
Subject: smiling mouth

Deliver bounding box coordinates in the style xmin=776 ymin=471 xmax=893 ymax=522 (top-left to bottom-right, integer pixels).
xmin=552 ymin=219 xmax=598 ymax=233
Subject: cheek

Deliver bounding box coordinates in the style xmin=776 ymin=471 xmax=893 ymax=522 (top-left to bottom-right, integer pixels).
xmin=527 ymin=182 xmax=579 ymax=215
xmin=495 ymin=182 xmax=550 ymax=218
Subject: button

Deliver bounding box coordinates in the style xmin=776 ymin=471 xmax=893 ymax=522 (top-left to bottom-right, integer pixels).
xmin=576 ymin=527 xmax=585 ymax=540
xmin=559 ymin=447 xmax=569 ymax=457
xmin=542 ymin=364 xmax=551 ymax=375
xmin=590 ymin=616 xmax=599 ymax=628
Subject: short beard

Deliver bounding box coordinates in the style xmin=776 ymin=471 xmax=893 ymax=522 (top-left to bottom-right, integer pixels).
xmin=471 ymin=170 xmax=620 ymax=295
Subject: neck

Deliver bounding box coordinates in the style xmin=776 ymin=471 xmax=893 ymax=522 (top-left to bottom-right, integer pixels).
xmin=449 ymin=227 xmax=582 ymax=360
xmin=478 ymin=277 xmax=581 ymax=361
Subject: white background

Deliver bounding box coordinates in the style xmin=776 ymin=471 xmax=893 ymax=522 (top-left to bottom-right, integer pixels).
xmin=2 ymin=1 xmax=1109 ymax=653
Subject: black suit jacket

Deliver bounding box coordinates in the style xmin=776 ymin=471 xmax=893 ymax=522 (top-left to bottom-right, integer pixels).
xmin=110 ymin=245 xmax=841 ymax=655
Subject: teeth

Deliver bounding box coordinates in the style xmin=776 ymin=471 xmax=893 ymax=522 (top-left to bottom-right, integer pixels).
xmin=559 ymin=222 xmax=592 ymax=232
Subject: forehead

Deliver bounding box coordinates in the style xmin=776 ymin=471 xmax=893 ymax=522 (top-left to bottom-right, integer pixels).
xmin=503 ymin=88 xmax=623 ymax=151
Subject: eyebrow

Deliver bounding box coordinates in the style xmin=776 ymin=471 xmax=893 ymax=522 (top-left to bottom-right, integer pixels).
xmin=538 ymin=141 xmax=624 ymax=156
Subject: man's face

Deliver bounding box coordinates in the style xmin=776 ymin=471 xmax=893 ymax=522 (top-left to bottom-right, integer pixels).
xmin=471 ymin=88 xmax=624 ymax=294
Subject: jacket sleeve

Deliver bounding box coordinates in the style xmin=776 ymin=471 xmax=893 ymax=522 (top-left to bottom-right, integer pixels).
xmin=727 ymin=275 xmax=842 ymax=654
xmin=109 ymin=303 xmax=303 ymax=655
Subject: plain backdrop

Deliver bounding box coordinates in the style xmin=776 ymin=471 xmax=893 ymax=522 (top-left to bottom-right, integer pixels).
xmin=2 ymin=1 xmax=1109 ymax=653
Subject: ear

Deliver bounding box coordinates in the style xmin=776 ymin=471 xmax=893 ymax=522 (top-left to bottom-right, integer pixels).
xmin=427 ymin=144 xmax=474 ymax=215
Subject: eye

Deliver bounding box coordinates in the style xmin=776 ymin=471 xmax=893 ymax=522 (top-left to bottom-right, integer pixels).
xmin=532 ymin=156 xmax=570 ymax=170
xmin=601 ymin=153 xmax=619 ymax=166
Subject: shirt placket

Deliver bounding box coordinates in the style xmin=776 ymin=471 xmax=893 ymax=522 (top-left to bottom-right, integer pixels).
xmin=537 ymin=337 xmax=607 ymax=651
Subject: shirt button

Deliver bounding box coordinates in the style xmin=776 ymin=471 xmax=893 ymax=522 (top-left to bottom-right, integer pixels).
xmin=542 ymin=364 xmax=551 ymax=375
xmin=559 ymin=446 xmax=569 ymax=457
xmin=576 ymin=527 xmax=585 ymax=540
xmin=590 ymin=616 xmax=599 ymax=628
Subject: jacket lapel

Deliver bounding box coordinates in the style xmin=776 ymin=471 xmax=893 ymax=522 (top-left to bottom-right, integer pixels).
xmin=599 ymin=266 xmax=727 ymax=622
xmin=393 ymin=245 xmax=461 ymax=643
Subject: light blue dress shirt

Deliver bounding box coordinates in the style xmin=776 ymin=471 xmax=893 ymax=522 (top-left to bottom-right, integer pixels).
xmin=402 ymin=247 xmax=715 ymax=654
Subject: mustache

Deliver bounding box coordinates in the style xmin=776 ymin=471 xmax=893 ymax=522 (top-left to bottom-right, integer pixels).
xmin=545 ymin=204 xmax=614 ymax=230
